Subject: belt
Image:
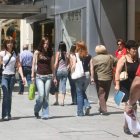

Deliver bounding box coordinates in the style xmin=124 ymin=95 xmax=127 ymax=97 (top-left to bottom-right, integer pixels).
xmin=22 ymin=66 xmax=32 ymax=68
xmin=36 ymin=74 xmax=52 ymax=78
xmin=3 ymin=74 xmax=15 ymax=77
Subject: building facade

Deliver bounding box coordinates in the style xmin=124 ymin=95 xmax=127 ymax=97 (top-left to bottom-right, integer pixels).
xmin=0 ymin=0 xmax=140 ymax=101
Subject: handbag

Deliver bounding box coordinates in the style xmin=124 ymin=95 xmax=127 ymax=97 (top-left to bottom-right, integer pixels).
xmin=28 ymin=84 xmax=36 ymax=100
xmin=109 ymin=55 xmax=116 ymax=85
xmin=120 ymin=58 xmax=128 ymax=81
xmin=71 ymin=53 xmax=84 ymax=79
xmin=50 ymin=79 xmax=55 ymax=95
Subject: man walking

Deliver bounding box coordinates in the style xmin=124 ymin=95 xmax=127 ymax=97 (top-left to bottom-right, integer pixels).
xmin=18 ymin=44 xmax=33 ymax=95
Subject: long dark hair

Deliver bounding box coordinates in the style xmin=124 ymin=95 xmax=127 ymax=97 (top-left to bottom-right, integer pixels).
xmin=38 ymin=37 xmax=53 ymax=57
xmin=58 ymin=41 xmax=67 ymax=60
xmin=3 ymin=36 xmax=17 ymax=55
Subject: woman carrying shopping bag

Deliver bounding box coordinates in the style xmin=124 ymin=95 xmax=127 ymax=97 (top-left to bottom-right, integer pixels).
xmin=71 ymin=41 xmax=94 ymax=116
xmin=0 ymin=36 xmax=25 ymax=121
xmin=31 ymin=37 xmax=57 ymax=119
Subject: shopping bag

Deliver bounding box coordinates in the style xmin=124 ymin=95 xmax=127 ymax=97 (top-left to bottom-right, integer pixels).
xmin=28 ymin=84 xmax=36 ymax=100
xmin=50 ymin=80 xmax=55 ymax=95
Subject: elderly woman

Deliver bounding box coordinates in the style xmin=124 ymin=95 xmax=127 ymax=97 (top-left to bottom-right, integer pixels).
xmin=93 ymin=45 xmax=117 ymax=115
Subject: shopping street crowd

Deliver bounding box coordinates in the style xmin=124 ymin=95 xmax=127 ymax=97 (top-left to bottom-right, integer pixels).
xmin=0 ymin=37 xmax=140 ymax=137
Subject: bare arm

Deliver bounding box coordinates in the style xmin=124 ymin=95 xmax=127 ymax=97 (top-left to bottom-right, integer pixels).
xmin=31 ymin=50 xmax=38 ymax=78
xmin=71 ymin=55 xmax=76 ymax=74
xmin=51 ymin=55 xmax=57 ymax=85
xmin=115 ymin=56 xmax=126 ymax=92
xmin=54 ymin=52 xmax=60 ymax=70
xmin=17 ymin=56 xmax=26 ymax=85
xmin=90 ymin=58 xmax=94 ymax=85
xmin=0 ymin=55 xmax=2 ymax=69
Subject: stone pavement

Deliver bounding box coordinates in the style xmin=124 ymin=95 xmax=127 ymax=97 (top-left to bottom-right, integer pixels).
xmin=0 ymin=89 xmax=140 ymax=140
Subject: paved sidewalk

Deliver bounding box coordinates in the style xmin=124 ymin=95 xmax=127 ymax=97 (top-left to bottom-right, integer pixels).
xmin=0 ymin=90 xmax=139 ymax=140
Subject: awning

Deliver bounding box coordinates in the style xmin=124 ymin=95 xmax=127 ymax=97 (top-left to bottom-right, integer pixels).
xmin=0 ymin=5 xmax=47 ymax=19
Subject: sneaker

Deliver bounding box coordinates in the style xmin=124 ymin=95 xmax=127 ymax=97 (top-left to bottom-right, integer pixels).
xmin=85 ymin=106 xmax=91 ymax=115
xmin=42 ymin=117 xmax=49 ymax=120
xmin=3 ymin=116 xmax=9 ymax=121
xmin=53 ymin=102 xmax=59 ymax=105
xmin=34 ymin=112 xmax=39 ymax=118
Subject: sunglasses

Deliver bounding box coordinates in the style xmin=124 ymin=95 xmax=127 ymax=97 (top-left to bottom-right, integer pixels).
xmin=117 ymin=44 xmax=122 ymax=46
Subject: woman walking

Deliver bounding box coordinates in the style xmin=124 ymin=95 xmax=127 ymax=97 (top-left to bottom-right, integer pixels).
xmin=68 ymin=44 xmax=77 ymax=105
xmin=31 ymin=37 xmax=57 ymax=119
xmin=54 ymin=41 xmax=69 ymax=106
xmin=93 ymin=45 xmax=117 ymax=114
xmin=115 ymin=40 xmax=139 ymax=136
xmin=0 ymin=36 xmax=25 ymax=121
xmin=71 ymin=41 xmax=94 ymax=116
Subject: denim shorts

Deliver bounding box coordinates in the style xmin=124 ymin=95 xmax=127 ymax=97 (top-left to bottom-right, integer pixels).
xmin=55 ymin=70 xmax=68 ymax=94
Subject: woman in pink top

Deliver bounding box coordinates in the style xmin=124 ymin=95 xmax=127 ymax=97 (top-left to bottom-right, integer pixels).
xmin=115 ymin=39 xmax=127 ymax=59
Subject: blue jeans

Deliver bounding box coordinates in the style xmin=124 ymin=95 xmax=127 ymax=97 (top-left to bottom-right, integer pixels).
xmin=35 ymin=75 xmax=52 ymax=119
xmin=68 ymin=71 xmax=77 ymax=104
xmin=55 ymin=70 xmax=68 ymax=94
xmin=19 ymin=66 xmax=32 ymax=93
xmin=1 ymin=75 xmax=15 ymax=118
xmin=74 ymin=76 xmax=90 ymax=116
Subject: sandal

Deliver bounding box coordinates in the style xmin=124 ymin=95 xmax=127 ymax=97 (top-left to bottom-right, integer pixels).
xmin=123 ymin=126 xmax=131 ymax=135
xmin=133 ymin=132 xmax=139 ymax=137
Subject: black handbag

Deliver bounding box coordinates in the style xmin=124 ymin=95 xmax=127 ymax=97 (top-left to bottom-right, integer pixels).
xmin=50 ymin=80 xmax=55 ymax=95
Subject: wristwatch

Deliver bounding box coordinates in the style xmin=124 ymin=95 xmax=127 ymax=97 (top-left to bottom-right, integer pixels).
xmin=127 ymin=100 xmax=137 ymax=108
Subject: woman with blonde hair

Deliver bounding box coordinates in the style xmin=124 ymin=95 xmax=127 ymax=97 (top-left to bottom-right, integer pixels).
xmin=71 ymin=41 xmax=94 ymax=116
xmin=0 ymin=36 xmax=25 ymax=121
xmin=93 ymin=45 xmax=117 ymax=115
xmin=31 ymin=37 xmax=57 ymax=119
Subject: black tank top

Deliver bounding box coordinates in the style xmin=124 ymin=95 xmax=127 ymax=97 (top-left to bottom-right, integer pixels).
xmin=122 ymin=60 xmax=139 ymax=79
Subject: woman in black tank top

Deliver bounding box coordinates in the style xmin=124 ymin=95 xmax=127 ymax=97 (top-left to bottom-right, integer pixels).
xmin=115 ymin=40 xmax=139 ymax=136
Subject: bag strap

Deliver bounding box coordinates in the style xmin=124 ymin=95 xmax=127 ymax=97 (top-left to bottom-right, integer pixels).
xmin=4 ymin=51 xmax=14 ymax=68
xmin=124 ymin=56 xmax=127 ymax=73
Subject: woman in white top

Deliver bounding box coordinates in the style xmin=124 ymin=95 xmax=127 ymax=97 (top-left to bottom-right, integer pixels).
xmin=0 ymin=36 xmax=25 ymax=121
xmin=54 ymin=41 xmax=69 ymax=106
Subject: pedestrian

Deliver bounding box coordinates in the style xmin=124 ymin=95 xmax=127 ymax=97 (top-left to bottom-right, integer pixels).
xmin=54 ymin=41 xmax=69 ymax=106
xmin=93 ymin=45 xmax=117 ymax=115
xmin=115 ymin=40 xmax=139 ymax=136
xmin=71 ymin=41 xmax=94 ymax=116
xmin=68 ymin=44 xmax=77 ymax=105
xmin=115 ymin=39 xmax=127 ymax=59
xmin=18 ymin=44 xmax=33 ymax=95
xmin=31 ymin=37 xmax=57 ymax=119
xmin=0 ymin=36 xmax=25 ymax=121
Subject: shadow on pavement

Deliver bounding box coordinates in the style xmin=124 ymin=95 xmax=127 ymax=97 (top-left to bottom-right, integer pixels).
xmin=49 ymin=115 xmax=75 ymax=119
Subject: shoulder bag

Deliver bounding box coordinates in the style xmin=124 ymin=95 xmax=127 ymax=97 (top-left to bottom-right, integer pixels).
xmin=71 ymin=53 xmax=84 ymax=79
xmin=120 ymin=57 xmax=128 ymax=81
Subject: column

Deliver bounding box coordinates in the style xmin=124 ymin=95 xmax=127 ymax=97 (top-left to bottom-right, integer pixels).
xmin=127 ymin=0 xmax=135 ymax=40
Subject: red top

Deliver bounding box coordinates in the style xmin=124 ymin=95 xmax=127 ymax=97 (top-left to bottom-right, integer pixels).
xmin=115 ymin=47 xmax=127 ymax=59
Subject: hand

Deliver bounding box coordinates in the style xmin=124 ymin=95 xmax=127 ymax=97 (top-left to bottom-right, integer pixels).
xmin=22 ymin=77 xmax=26 ymax=85
xmin=32 ymin=77 xmax=35 ymax=82
xmin=125 ymin=105 xmax=136 ymax=121
xmin=115 ymin=84 xmax=120 ymax=93
xmin=54 ymin=79 xmax=57 ymax=85
xmin=90 ymin=79 xmax=94 ymax=85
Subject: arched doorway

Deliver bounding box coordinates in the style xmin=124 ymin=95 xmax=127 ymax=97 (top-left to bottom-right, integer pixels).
xmin=6 ymin=25 xmax=20 ymax=52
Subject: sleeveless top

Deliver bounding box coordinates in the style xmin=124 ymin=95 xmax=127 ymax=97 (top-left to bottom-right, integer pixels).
xmin=121 ymin=60 xmax=139 ymax=80
xmin=37 ymin=52 xmax=52 ymax=75
xmin=57 ymin=52 xmax=69 ymax=71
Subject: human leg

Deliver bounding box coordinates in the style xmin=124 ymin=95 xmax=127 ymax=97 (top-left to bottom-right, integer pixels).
xmin=42 ymin=76 xmax=52 ymax=119
xmin=74 ymin=77 xmax=85 ymax=116
xmin=34 ymin=77 xmax=45 ymax=114
xmin=25 ymin=67 xmax=32 ymax=89
xmin=18 ymin=73 xmax=24 ymax=94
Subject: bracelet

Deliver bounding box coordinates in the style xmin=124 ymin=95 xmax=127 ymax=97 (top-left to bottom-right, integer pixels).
xmin=31 ymin=76 xmax=34 ymax=78
xmin=127 ymin=100 xmax=137 ymax=108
